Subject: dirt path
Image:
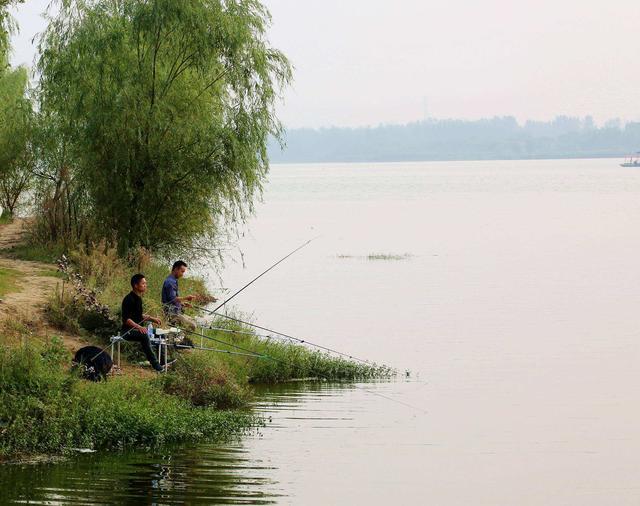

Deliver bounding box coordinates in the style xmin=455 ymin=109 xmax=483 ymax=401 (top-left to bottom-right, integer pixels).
xmin=0 ymin=220 xmax=152 ymax=375
xmin=0 ymin=218 xmax=29 ymax=249
xmin=0 ymin=219 xmax=89 ymax=352
xmin=0 ymin=257 xmax=59 ymax=317
xmin=0 ymin=219 xmax=59 ymax=318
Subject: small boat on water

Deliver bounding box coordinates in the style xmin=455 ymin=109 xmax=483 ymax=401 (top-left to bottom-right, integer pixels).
xmin=621 ymin=153 xmax=640 ymax=167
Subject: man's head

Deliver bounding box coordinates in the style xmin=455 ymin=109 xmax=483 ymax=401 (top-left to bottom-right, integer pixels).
xmin=131 ymin=273 xmax=147 ymax=294
xmin=171 ymin=260 xmax=188 ymax=279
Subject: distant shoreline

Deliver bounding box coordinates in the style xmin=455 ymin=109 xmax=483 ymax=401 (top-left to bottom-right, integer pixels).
xmin=269 ymin=116 xmax=640 ymax=165
xmin=269 ymin=154 xmax=625 ymax=166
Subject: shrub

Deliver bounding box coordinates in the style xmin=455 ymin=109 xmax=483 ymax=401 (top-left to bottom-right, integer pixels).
xmin=70 ymin=240 xmax=125 ymax=289
xmin=156 ymin=352 xmax=251 ymax=409
xmin=44 ymin=286 xmax=83 ymax=335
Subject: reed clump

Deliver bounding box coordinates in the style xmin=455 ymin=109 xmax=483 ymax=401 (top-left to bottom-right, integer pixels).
xmin=197 ymin=319 xmax=396 ymax=383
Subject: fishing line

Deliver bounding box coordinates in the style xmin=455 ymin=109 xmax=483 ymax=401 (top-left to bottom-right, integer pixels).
xmin=209 ymin=237 xmax=318 ymax=313
xmin=194 ymin=307 xmax=375 ymax=366
xmin=173 ymin=343 xmax=267 ymax=358
xmin=178 ymin=326 xmax=426 ymax=414
xmin=159 ymin=242 xmax=426 ymax=413
xmin=90 ymin=317 xmax=149 ymax=361
xmin=355 ymin=386 xmax=427 ymax=414
xmin=180 ymin=327 xmax=274 ymax=360
xmin=102 ymin=322 xmax=427 ymax=414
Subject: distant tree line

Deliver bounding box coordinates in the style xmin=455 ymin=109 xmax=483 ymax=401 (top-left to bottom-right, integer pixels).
xmin=0 ymin=0 xmax=290 ymax=257
xmin=269 ymin=116 xmax=640 ymax=163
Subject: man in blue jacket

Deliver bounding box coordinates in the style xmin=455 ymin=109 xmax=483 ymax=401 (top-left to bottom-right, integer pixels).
xmin=162 ymin=260 xmax=199 ymax=330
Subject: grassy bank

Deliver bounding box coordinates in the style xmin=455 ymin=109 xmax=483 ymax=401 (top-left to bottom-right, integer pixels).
xmin=0 ymin=240 xmax=393 ymax=460
xmin=0 ymin=338 xmax=258 ymax=461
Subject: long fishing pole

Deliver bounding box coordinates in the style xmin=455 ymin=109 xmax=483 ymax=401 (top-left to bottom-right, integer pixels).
xmin=166 ymin=241 xmax=424 ymax=413
xmin=194 ymin=306 xmax=374 ymax=366
xmin=180 ymin=327 xmax=275 ymax=360
xmin=173 ymin=343 xmax=267 ymax=358
xmin=210 ymin=237 xmax=317 ymax=313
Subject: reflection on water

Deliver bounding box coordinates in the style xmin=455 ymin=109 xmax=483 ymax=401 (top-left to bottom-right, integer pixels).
xmin=0 ymin=380 xmax=421 ymax=505
xmin=0 ymin=442 xmax=281 ymax=504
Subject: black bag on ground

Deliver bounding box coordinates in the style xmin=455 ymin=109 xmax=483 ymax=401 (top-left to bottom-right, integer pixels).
xmin=73 ymin=346 xmax=113 ymax=381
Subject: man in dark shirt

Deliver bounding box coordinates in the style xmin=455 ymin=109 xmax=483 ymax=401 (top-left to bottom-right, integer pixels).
xmin=122 ymin=273 xmax=163 ymax=371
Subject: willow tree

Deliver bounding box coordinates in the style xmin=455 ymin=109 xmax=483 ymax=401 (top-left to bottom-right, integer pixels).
xmin=37 ymin=0 xmax=291 ymax=254
xmin=0 ymin=1 xmax=13 ymax=68
xmin=0 ymin=64 xmax=33 ymax=216
xmin=1 ymin=0 xmax=23 ymax=70
xmin=0 ymin=1 xmax=32 ymax=217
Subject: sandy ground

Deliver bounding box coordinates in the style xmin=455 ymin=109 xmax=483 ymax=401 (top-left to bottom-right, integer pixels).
xmin=0 ymin=219 xmax=91 ymax=354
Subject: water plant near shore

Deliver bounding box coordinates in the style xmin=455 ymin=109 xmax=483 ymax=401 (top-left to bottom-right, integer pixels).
xmin=337 ymin=253 xmax=414 ymax=261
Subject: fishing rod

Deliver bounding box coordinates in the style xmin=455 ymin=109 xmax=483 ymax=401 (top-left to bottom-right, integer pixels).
xmin=90 ymin=316 xmax=154 ymax=361
xmin=180 ymin=327 xmax=275 ymax=360
xmin=194 ymin=306 xmax=375 ymax=366
xmin=166 ymin=301 xmax=375 ymax=367
xmin=164 ymin=236 xmax=373 ymax=364
xmin=173 ymin=343 xmax=266 ymax=358
xmin=209 ymin=237 xmax=317 ymax=313
xmin=162 ymin=243 xmax=424 ymax=413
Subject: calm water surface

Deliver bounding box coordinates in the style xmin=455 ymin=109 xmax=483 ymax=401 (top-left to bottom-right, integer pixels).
xmin=3 ymin=159 xmax=640 ymax=504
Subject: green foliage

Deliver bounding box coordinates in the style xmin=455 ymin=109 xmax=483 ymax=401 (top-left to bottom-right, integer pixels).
xmin=156 ymin=351 xmax=251 ymax=409
xmin=27 ymin=112 xmax=94 ymax=247
xmin=0 ymin=339 xmax=258 ymax=459
xmin=44 ymin=286 xmax=83 ymax=335
xmin=37 ymin=0 xmax=292 ymax=255
xmin=0 ymin=63 xmax=33 ymax=215
xmin=0 ymin=1 xmax=20 ymax=71
xmin=198 ymin=319 xmax=395 ymax=383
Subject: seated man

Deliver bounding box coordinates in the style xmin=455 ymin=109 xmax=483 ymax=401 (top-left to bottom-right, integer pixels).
xmin=162 ymin=260 xmax=201 ymax=331
xmin=121 ymin=273 xmax=164 ymax=371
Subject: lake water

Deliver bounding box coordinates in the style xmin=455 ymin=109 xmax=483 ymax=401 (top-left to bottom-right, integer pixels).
xmin=3 ymin=158 xmax=640 ymax=504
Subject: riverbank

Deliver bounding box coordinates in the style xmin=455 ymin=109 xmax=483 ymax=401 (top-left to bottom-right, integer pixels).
xmin=0 ymin=220 xmax=392 ymax=461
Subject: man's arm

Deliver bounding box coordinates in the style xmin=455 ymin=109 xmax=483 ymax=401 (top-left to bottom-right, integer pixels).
xmin=142 ymin=313 xmax=162 ymax=325
xmin=173 ymin=295 xmax=196 ymax=303
xmin=125 ymin=318 xmax=148 ymax=334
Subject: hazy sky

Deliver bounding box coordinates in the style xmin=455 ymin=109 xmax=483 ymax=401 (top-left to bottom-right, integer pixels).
xmin=8 ymin=0 xmax=640 ymax=128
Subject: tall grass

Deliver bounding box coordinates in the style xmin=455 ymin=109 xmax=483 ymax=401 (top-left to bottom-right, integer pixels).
xmin=191 ymin=319 xmax=395 ymax=383
xmin=0 ymin=338 xmax=259 ymax=460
